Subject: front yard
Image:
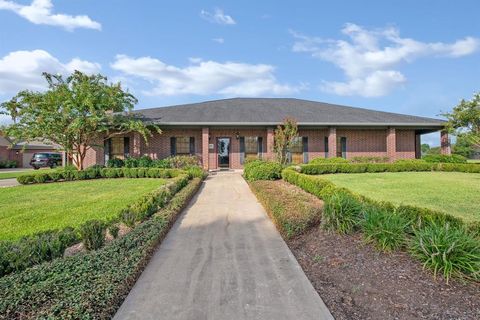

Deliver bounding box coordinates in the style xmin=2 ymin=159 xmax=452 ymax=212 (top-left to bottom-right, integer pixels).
xmin=0 ymin=178 xmax=166 ymax=240
xmin=321 ymin=172 xmax=480 ymax=223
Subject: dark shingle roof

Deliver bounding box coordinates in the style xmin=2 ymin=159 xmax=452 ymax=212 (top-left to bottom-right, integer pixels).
xmin=133 ymin=98 xmax=445 ymax=127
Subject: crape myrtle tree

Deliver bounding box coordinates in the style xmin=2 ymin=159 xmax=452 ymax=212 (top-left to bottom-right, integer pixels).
xmin=274 ymin=117 xmax=298 ymax=165
xmin=0 ymin=71 xmax=159 ymax=170
xmin=443 ymin=92 xmax=480 ymax=157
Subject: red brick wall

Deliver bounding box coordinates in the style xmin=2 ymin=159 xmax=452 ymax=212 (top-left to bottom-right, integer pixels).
xmin=396 ymin=130 xmax=416 ymax=159
xmin=337 ymin=129 xmax=387 ymax=158
xmin=83 ymin=127 xmax=419 ymax=169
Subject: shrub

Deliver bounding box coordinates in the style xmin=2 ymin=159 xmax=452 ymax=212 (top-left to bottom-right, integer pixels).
xmin=350 ymin=156 xmax=389 ymax=163
xmin=186 ymin=166 xmax=206 ymax=179
xmin=168 ymin=155 xmax=200 ymax=169
xmin=16 ymin=174 xmax=35 ymax=184
xmin=423 ymin=154 xmax=467 ymax=163
xmin=0 ymin=228 xmax=78 ymax=277
xmin=124 ymin=157 xmax=139 ymax=168
xmin=243 ymin=160 xmax=282 ymax=181
xmin=322 ymin=190 xmax=363 ymax=234
xmin=109 ymin=224 xmax=120 ymax=239
xmin=80 ymin=220 xmax=106 ymax=251
xmin=0 ymin=160 xmax=17 ymax=168
xmin=361 ymin=207 xmax=409 ymax=251
xmin=151 ymin=158 xmax=171 ymax=168
xmin=0 ymin=178 xmax=202 ymax=319
xmin=249 ymin=180 xmax=322 ymax=238
xmin=309 ymin=157 xmax=349 ymax=164
xmin=48 ymin=171 xmax=63 ymax=181
xmin=137 ymin=155 xmax=153 ymax=167
xmin=107 ymin=157 xmax=124 ymax=168
xmin=33 ymin=173 xmax=49 ymax=183
xmin=409 ymin=224 xmax=480 ymax=282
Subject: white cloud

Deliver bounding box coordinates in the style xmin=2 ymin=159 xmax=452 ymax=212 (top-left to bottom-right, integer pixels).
xmin=111 ymin=54 xmax=299 ymax=96
xmin=212 ymin=37 xmax=225 ymax=44
xmin=291 ymin=24 xmax=480 ymax=97
xmin=0 ymin=49 xmax=101 ymax=95
xmin=200 ymin=8 xmax=236 ymax=25
xmin=0 ymin=0 xmax=101 ymax=31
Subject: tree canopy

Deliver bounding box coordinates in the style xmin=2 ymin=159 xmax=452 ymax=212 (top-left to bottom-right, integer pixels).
xmin=1 ymin=71 xmax=159 ymax=170
xmin=443 ymin=92 xmax=480 ymax=153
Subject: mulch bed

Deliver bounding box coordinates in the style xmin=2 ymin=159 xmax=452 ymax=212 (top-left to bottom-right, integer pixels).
xmin=288 ymin=227 xmax=480 ymax=319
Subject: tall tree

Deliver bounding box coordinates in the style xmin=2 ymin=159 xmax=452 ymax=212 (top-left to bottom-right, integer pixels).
xmin=443 ymin=92 xmax=480 ymax=153
xmin=1 ymin=71 xmax=159 ymax=170
xmin=274 ymin=118 xmax=298 ymax=165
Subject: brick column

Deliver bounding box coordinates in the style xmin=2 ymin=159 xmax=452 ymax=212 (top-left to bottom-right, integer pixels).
xmin=202 ymin=127 xmax=209 ymax=170
xmin=328 ymin=127 xmax=337 ymax=158
xmin=266 ymin=127 xmax=275 ymax=160
xmin=132 ymin=132 xmax=141 ymax=157
xmin=386 ymin=127 xmax=396 ymax=161
xmin=440 ymin=130 xmax=451 ymax=155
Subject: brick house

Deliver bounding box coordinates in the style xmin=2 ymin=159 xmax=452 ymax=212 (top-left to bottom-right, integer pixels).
xmin=84 ymin=98 xmax=450 ymax=170
xmin=0 ymin=134 xmax=60 ymax=168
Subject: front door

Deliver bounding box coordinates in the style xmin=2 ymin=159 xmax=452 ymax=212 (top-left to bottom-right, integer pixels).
xmin=217 ymin=138 xmax=230 ymax=168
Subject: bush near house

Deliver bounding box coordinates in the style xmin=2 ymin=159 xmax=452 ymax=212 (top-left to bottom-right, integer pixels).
xmin=422 ymin=154 xmax=467 ymax=163
xmin=108 ymin=155 xmax=200 ymax=169
xmin=249 ymin=180 xmax=322 ymax=238
xmin=309 ymin=157 xmax=349 ymax=164
xmin=280 ymin=168 xmax=480 ymax=281
xmin=0 ymin=160 xmax=17 ymax=168
xmin=0 ymin=177 xmax=203 ymax=320
xmin=243 ymin=159 xmax=283 ymax=181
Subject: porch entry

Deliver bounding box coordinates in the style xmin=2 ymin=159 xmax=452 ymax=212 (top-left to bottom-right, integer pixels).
xmin=217 ymin=137 xmax=230 ymax=168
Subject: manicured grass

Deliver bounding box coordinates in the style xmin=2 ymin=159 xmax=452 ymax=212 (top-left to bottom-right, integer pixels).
xmin=321 ymin=172 xmax=480 ymax=224
xmin=0 ymin=168 xmax=54 ymax=180
xmin=467 ymin=159 xmax=480 ymax=163
xmin=0 ymin=178 xmax=165 ymax=240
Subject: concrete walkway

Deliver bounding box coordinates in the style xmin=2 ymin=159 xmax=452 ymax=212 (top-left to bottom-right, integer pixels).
xmin=114 ymin=172 xmax=332 ymax=320
xmin=0 ymin=178 xmax=19 ymax=188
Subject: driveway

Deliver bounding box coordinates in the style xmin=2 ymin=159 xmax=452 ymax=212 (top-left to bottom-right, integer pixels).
xmin=0 ymin=178 xmax=19 ymax=188
xmin=114 ymin=172 xmax=332 ymax=320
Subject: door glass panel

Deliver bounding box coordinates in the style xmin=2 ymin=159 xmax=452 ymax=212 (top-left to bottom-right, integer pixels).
xmin=217 ymin=138 xmax=230 ymax=168
xmin=111 ymin=137 xmax=125 ymax=159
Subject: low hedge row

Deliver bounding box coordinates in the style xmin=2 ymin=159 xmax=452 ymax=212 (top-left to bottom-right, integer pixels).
xmin=17 ymin=166 xmax=205 ymax=184
xmin=249 ymin=180 xmax=322 ymax=238
xmin=0 ymin=177 xmax=203 ymax=319
xmin=0 ymin=174 xmax=190 ymax=278
xmin=299 ymin=162 xmax=480 ymax=175
xmin=281 ymin=168 xmax=480 ymax=281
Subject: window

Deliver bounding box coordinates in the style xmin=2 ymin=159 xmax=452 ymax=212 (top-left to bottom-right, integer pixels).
xmin=176 ymin=137 xmax=190 ymax=155
xmin=111 ymin=137 xmax=126 ymax=159
xmin=337 ymin=136 xmax=347 ymax=158
xmin=289 ymin=136 xmax=304 ymax=164
xmin=324 ymin=136 xmax=329 ymax=158
xmin=245 ymin=137 xmax=259 ymax=161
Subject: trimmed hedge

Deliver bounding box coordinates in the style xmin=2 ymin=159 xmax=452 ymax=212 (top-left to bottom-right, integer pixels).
xmin=243 ymin=160 xmax=283 ymax=181
xmin=299 ymin=162 xmax=480 ymax=175
xmin=1 ymin=174 xmax=190 ymax=277
xmin=423 ymin=154 xmax=467 ymax=163
xmin=16 ymin=167 xmax=205 ymax=185
xmin=249 ymin=180 xmax=322 ymax=238
xmin=0 ymin=177 xmax=203 ymax=319
xmin=309 ymin=157 xmax=349 ymax=164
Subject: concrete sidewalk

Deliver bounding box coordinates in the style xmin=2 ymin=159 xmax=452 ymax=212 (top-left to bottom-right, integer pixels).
xmin=114 ymin=172 xmax=333 ymax=320
xmin=0 ymin=178 xmax=20 ymax=188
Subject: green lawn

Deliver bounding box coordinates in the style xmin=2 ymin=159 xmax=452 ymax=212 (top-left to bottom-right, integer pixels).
xmin=0 ymin=178 xmax=165 ymax=240
xmin=0 ymin=169 xmax=53 ymax=180
xmin=321 ymin=172 xmax=480 ymax=224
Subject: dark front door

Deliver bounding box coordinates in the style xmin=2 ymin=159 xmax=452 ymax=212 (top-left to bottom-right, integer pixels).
xmin=217 ymin=138 xmax=230 ymax=168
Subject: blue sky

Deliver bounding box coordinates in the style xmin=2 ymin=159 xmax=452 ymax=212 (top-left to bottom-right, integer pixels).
xmin=1 ymin=0 xmax=479 ymax=145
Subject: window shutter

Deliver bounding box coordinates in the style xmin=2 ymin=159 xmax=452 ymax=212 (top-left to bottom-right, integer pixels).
xmin=104 ymin=139 xmax=111 ymax=165
xmin=170 ymin=137 xmax=177 ymax=156
xmin=124 ymin=137 xmax=130 ymax=158
xmin=324 ymin=136 xmax=329 ymax=158
xmin=239 ymin=137 xmax=245 ymax=164
xmin=257 ymin=137 xmax=263 ymax=159
xmin=341 ymin=137 xmax=347 ymax=159
xmin=302 ymin=136 xmax=308 ymax=163
xmin=189 ymin=137 xmax=195 ymax=155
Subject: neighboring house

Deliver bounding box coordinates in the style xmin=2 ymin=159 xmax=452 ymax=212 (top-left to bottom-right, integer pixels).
xmin=84 ymin=98 xmax=450 ymax=170
xmin=0 ymin=135 xmax=60 ymax=168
